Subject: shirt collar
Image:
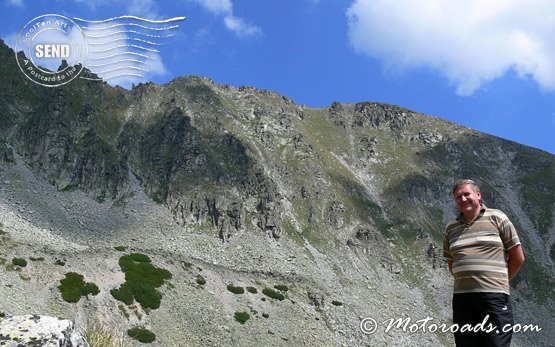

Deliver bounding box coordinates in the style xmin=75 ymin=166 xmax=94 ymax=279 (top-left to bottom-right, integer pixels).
xmin=456 ymin=203 xmax=487 ymax=224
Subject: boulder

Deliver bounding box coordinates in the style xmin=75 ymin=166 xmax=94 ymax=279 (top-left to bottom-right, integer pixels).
xmin=0 ymin=315 xmax=89 ymax=347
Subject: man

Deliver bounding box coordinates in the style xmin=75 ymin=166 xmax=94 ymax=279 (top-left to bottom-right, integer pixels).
xmin=443 ymin=179 xmax=525 ymax=347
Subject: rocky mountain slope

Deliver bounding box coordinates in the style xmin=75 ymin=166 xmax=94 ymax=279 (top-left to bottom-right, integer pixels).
xmin=1 ymin=39 xmax=554 ymax=346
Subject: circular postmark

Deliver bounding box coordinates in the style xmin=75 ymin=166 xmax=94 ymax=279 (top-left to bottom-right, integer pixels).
xmin=15 ymin=14 xmax=88 ymax=87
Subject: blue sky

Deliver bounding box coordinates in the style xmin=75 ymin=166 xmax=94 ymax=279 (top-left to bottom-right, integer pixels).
xmin=1 ymin=0 xmax=554 ymax=154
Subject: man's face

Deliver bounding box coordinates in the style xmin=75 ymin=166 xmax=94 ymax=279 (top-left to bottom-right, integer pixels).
xmin=453 ymin=184 xmax=482 ymax=215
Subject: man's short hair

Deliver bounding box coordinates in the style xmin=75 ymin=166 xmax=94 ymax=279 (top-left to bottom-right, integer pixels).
xmin=452 ymin=179 xmax=480 ymax=195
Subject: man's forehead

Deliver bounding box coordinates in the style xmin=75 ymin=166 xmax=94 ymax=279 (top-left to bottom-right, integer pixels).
xmin=454 ymin=184 xmax=479 ymax=194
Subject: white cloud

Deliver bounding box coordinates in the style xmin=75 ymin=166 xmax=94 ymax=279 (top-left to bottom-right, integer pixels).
xmin=125 ymin=0 xmax=160 ymax=18
xmin=6 ymin=0 xmax=24 ymax=7
xmin=194 ymin=0 xmax=232 ymax=15
xmin=70 ymin=0 xmax=160 ymax=16
xmin=346 ymin=0 xmax=555 ymax=95
xmin=70 ymin=0 xmax=262 ymax=37
xmin=192 ymin=0 xmax=262 ymax=37
xmin=223 ymin=14 xmax=262 ymax=37
xmin=70 ymin=0 xmax=111 ymax=11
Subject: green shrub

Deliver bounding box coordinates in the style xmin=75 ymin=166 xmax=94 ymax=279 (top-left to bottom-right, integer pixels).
xmin=262 ymin=288 xmax=285 ymax=301
xmin=58 ymin=272 xmax=100 ymax=303
xmin=12 ymin=258 xmax=27 ymax=267
xmin=111 ymin=283 xmax=134 ymax=305
xmin=196 ymin=275 xmax=206 ymax=285
xmin=59 ymin=272 xmax=86 ymax=302
xmin=83 ymin=282 xmax=100 ymax=296
xmin=114 ymin=246 xmax=127 ymax=252
xmin=132 ymin=285 xmax=161 ymax=309
xmin=274 ymin=284 xmax=288 ymax=292
xmin=127 ymin=327 xmax=156 ymax=343
xmin=54 ymin=259 xmax=66 ymax=266
xmin=129 ymin=253 xmax=151 ymax=262
xmin=331 ymin=300 xmax=343 ymax=306
xmin=29 ymin=257 xmax=44 ymax=261
xmin=262 ymin=313 xmax=269 ymax=318
xmin=227 ymin=284 xmax=245 ymax=294
xmin=111 ymin=253 xmax=172 ymax=310
xmin=95 ymin=194 xmax=106 ymax=203
xmin=246 ymin=286 xmax=258 ymax=294
xmin=234 ymin=311 xmax=250 ymax=324
xmin=61 ymin=288 xmax=82 ymax=303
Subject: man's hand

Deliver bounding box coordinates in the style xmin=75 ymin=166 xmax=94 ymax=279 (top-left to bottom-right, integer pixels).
xmin=507 ymin=244 xmax=525 ymax=281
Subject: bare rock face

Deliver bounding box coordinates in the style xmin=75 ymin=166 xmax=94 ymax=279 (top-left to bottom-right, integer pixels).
xmin=0 ymin=146 xmax=14 ymax=165
xmin=0 ymin=315 xmax=89 ymax=347
xmin=353 ymin=102 xmax=413 ymax=131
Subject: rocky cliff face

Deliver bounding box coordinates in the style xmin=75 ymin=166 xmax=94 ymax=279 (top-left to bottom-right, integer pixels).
xmin=1 ymin=39 xmax=554 ymax=346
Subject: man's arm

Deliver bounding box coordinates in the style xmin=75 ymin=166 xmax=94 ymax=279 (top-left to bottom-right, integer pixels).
xmin=447 ymin=260 xmax=453 ymax=275
xmin=507 ymin=244 xmax=525 ymax=281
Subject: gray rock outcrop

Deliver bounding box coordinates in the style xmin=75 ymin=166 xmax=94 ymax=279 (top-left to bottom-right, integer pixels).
xmin=0 ymin=315 xmax=89 ymax=347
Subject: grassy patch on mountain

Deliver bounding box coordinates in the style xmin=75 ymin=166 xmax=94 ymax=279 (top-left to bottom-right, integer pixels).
xmin=58 ymin=272 xmax=100 ymax=303
xmin=262 ymin=287 xmax=285 ymax=301
xmin=196 ymin=275 xmax=206 ymax=286
xmin=11 ymin=258 xmax=27 ymax=267
xmin=283 ymin=220 xmax=304 ymax=246
xmin=227 ymin=284 xmax=244 ymax=294
xmin=234 ymin=311 xmax=250 ymax=324
xmin=274 ymin=284 xmax=288 ymax=292
xmin=302 ymin=108 xmax=350 ymax=154
xmin=127 ymin=326 xmax=156 ymax=343
xmin=111 ymin=253 xmax=172 ymax=310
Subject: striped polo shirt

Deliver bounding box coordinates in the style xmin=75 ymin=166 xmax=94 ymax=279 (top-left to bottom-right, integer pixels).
xmin=443 ymin=205 xmax=521 ymax=294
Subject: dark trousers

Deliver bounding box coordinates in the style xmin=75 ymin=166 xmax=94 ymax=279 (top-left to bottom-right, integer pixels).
xmin=453 ymin=292 xmax=513 ymax=347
